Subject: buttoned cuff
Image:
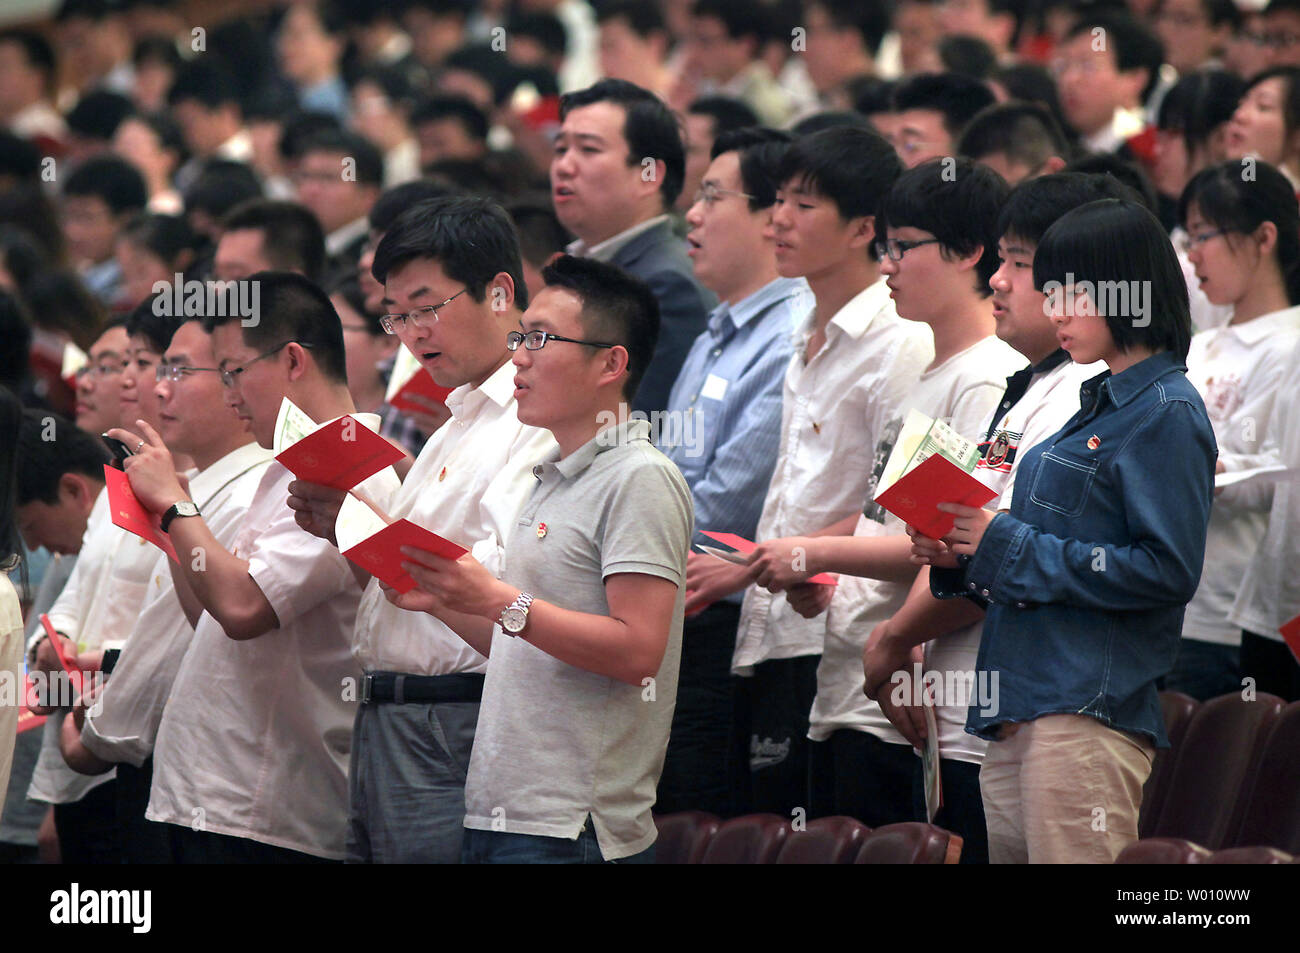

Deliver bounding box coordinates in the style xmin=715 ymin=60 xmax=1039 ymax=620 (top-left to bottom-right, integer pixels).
xmin=965 ymin=512 xmax=1030 ymax=607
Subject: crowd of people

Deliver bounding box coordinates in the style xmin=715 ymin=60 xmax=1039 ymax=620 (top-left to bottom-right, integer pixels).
xmin=0 ymin=0 xmax=1298 ymax=866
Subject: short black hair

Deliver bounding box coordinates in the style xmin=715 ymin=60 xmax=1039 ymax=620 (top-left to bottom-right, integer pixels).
xmin=687 ymin=96 xmax=760 ymax=140
xmin=1180 ymin=159 xmax=1300 ymax=305
xmin=0 ymin=291 xmax=33 ymax=391
xmin=410 ymin=95 xmax=490 ymax=143
xmin=298 ymin=128 xmax=385 ymax=187
xmin=777 ymin=124 xmax=901 ymax=222
xmin=16 ymin=409 xmax=110 ymax=506
xmin=369 ymin=180 xmax=455 ymax=234
xmin=220 ymin=199 xmax=327 ymax=283
xmin=125 ymin=292 xmax=183 ymax=353
xmin=892 ymin=72 xmax=997 ymax=139
xmin=992 ymin=62 xmax=1075 ymax=146
xmin=167 ymin=60 xmax=242 ymax=112
xmin=132 ymin=33 xmax=183 ymax=71
xmin=24 ymin=270 xmax=106 ymax=349
xmin=329 ymin=273 xmax=383 ymax=336
xmin=692 ymin=0 xmax=764 ymax=42
xmin=997 ymin=171 xmax=1142 ymax=247
xmin=1064 ymin=152 xmax=1159 ymax=214
xmin=372 ymin=195 xmax=530 ymax=311
xmin=0 ymin=131 xmax=41 ymax=183
xmin=790 ymin=110 xmax=873 ymax=137
xmin=540 ymin=254 xmax=659 ymax=401
xmin=120 ymin=212 xmax=198 ymax=270
xmin=63 ymin=156 xmax=148 ymax=215
xmin=809 ymin=0 xmax=890 ymax=55
xmin=959 ymin=101 xmax=1069 ymax=171
xmin=848 ymin=75 xmax=896 ymax=117
xmin=939 ymin=34 xmax=998 ymax=80
xmin=200 ymin=271 xmax=349 ymax=385
xmin=593 ymin=0 xmax=666 ymax=37
xmin=65 ymin=89 xmax=133 ymax=142
xmin=712 ymin=127 xmax=793 ymax=211
xmin=352 ymin=64 xmax=417 ymax=112
xmin=278 ymin=111 xmax=344 ymax=163
xmin=1034 ymin=199 xmax=1191 ymax=360
xmin=0 ymin=29 xmax=57 ymax=95
xmin=1157 ymin=69 xmax=1246 ymax=159
xmin=124 ymin=110 xmax=187 ymax=159
xmin=1064 ymin=12 xmax=1166 ymax=101
xmin=879 ymin=158 xmax=1010 ymax=293
xmin=183 ymin=159 xmax=264 ymax=221
xmin=506 ymin=11 xmax=568 ymax=57
xmin=559 ymin=79 xmax=686 ymax=208
xmin=506 ymin=197 xmax=571 ymax=269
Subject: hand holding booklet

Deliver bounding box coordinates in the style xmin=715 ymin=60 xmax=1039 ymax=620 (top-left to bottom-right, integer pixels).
xmin=273 ymin=397 xmax=406 ymax=491
xmin=697 ymin=530 xmax=838 ymax=585
xmin=872 ymin=409 xmax=997 ymax=540
xmin=334 ymin=491 xmax=466 ymax=593
xmin=103 ymin=465 xmax=179 ymax=563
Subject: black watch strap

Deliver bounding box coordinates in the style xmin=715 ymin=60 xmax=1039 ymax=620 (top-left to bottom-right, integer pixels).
xmin=161 ymin=501 xmax=200 ymax=533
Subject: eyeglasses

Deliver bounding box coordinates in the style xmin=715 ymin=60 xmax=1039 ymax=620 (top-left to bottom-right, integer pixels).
xmin=1177 ymin=229 xmax=1227 ymax=254
xmin=693 ymin=182 xmax=756 ymax=207
xmin=75 ymin=361 xmax=124 ymax=380
xmin=156 ymin=362 xmax=223 ymax=383
xmin=876 ymin=237 xmax=941 ymax=262
xmin=380 ymin=288 xmax=468 ymax=335
xmin=218 ymin=341 xmax=312 ymax=388
xmin=506 ymin=330 xmax=616 ymax=351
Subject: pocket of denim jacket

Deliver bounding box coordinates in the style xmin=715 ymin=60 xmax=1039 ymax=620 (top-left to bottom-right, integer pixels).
xmin=1028 ymin=451 xmax=1098 ymax=517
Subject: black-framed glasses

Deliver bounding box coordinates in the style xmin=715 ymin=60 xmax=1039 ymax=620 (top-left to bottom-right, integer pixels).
xmin=380 ymin=288 xmax=468 ymax=335
xmin=218 ymin=341 xmax=312 ymax=388
xmin=506 ymin=330 xmax=616 ymax=351
xmin=1176 ymin=229 xmax=1227 ymax=254
xmin=156 ymin=362 xmax=223 ymax=383
xmin=877 ymin=237 xmax=941 ymax=262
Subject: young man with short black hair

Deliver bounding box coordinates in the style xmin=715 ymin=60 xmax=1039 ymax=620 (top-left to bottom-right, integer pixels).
xmin=552 ymin=78 xmax=716 ymax=414
xmin=395 ymin=254 xmax=693 ymax=863
xmin=958 ymin=102 xmax=1071 ymax=185
xmin=215 ymin=199 xmax=326 ymax=284
xmin=890 ymin=71 xmax=997 ymax=168
xmin=61 ymin=155 xmax=148 ymax=307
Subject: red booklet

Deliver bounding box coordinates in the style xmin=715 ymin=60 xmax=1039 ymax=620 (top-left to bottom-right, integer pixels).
xmin=342 ymin=519 xmax=467 ymax=594
xmin=1280 ymin=614 xmax=1300 ymax=664
xmin=699 ymin=530 xmax=838 ymax=585
xmin=40 ymin=613 xmax=87 ymax=697
xmin=874 ymin=454 xmax=998 ymax=540
xmin=275 ymin=415 xmax=406 ymax=491
xmin=103 ymin=465 xmax=179 ymax=563
xmin=386 ymin=346 xmax=453 ymax=415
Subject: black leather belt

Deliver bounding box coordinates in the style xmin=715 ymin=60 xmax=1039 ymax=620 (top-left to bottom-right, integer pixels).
xmin=360 ymin=672 xmax=484 ymax=705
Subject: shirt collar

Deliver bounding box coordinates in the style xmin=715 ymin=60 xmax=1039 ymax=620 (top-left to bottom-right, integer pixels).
xmin=1084 ymin=351 xmax=1185 ymax=409
xmin=445 ymin=359 xmax=516 ymax=418
xmin=326 ymin=216 xmax=370 ymax=256
xmin=1219 ymin=304 xmax=1300 ymax=345
xmin=540 ymin=418 xmax=652 ymax=481
xmin=1030 ymin=348 xmax=1071 ymax=376
xmin=566 ymin=214 xmax=670 ymax=262
xmin=188 ymin=441 xmax=273 ymax=503
xmin=822 ymin=277 xmax=891 ymax=340
xmin=721 ymin=276 xmax=807 ymax=332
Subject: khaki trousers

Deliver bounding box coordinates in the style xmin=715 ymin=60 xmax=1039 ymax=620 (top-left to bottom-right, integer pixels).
xmin=979 ymin=713 xmax=1155 ymax=864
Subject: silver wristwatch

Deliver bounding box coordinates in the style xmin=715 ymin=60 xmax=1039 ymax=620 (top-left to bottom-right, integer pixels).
xmin=499 ymin=592 xmax=534 ymax=635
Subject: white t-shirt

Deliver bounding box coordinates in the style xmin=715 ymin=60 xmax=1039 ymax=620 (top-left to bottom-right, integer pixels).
xmin=146 ymin=460 xmax=363 ymax=859
xmin=1186 ymin=306 xmax=1300 ymax=645
xmin=351 ymin=360 xmax=557 ymax=675
xmin=733 ymin=279 xmax=933 ymax=673
xmin=81 ymin=442 xmax=272 ymax=766
xmin=812 ymin=336 xmax=1024 ymax=764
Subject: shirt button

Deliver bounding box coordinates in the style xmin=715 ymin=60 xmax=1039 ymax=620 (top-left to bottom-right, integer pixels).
xmin=712 ymin=348 xmax=721 ymax=356
xmin=980 ymin=588 xmax=991 ymax=598
xmin=1015 ymin=602 xmax=1027 ymax=609
xmin=690 ymin=394 xmax=698 ymax=402
xmin=968 ymin=582 xmax=977 ymax=591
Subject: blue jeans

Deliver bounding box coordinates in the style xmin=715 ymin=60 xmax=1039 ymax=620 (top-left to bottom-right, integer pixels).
xmin=1165 ymin=638 xmax=1241 ymax=702
xmin=462 ymin=824 xmax=657 ymax=864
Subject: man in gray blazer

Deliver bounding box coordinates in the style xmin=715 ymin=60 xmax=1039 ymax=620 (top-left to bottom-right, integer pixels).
xmin=552 ymin=79 xmax=717 ymax=414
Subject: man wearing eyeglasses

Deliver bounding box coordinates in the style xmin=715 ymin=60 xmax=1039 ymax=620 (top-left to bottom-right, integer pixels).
xmin=73 ymin=321 xmax=129 ymax=440
xmin=287 ymin=196 xmax=557 ymax=864
xmin=392 ymin=255 xmax=692 ymax=864
xmin=654 ymin=127 xmax=810 ymax=817
xmin=105 ymin=273 xmax=372 ymax=863
xmin=61 ymin=316 xmax=272 ymax=862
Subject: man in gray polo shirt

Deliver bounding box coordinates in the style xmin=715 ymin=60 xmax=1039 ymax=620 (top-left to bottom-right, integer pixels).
xmin=390 ymin=254 xmax=693 ymax=863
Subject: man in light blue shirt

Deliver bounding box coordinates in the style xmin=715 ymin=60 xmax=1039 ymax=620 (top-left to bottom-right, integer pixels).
xmin=656 ymin=127 xmax=811 ymax=816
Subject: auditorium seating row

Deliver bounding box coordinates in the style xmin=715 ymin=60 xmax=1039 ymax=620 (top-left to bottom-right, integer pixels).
xmin=654 ymin=693 xmax=1300 ymax=864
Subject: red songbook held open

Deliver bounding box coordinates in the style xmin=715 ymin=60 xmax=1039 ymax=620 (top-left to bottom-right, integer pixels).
xmin=385 ymin=346 xmax=453 ymax=415
xmin=103 ymin=465 xmax=179 ymax=563
xmin=872 ymin=409 xmax=998 ymax=540
xmin=334 ymin=491 xmax=467 ymax=593
xmin=272 ymin=398 xmax=406 ymax=491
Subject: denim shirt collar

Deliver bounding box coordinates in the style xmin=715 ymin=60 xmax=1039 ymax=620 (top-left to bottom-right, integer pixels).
xmin=1081 ymin=351 xmax=1186 ymax=413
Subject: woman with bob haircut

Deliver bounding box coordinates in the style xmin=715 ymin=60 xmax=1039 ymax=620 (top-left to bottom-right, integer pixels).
xmin=1177 ymin=160 xmax=1300 ymax=701
xmin=916 ymin=199 xmax=1217 ymax=863
xmin=1225 ymin=66 xmax=1300 ymax=189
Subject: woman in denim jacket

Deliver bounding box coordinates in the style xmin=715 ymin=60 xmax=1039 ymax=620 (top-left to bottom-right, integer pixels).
xmin=919 ymin=199 xmax=1217 ymax=863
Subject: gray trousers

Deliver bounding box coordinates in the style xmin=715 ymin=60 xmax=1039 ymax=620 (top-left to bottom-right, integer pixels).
xmin=346 ymin=699 xmax=479 ymax=864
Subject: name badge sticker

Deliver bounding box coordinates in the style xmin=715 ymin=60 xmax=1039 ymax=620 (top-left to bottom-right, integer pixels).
xmin=701 ymin=374 xmax=728 ymax=401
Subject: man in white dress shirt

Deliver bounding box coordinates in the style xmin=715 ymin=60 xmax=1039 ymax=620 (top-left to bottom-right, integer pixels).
xmin=288 ymin=196 xmax=556 ymax=863
xmin=109 ymin=273 xmax=367 ymax=862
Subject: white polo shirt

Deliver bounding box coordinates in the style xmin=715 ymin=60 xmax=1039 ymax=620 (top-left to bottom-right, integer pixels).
xmin=732 ymin=278 xmax=933 ymax=673
xmin=81 ymin=442 xmax=273 ymax=766
xmin=351 ymin=360 xmax=557 ymax=675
